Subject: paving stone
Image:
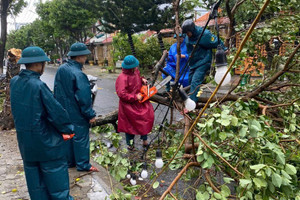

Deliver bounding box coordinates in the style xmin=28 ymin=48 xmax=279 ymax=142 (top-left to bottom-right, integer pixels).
xmin=0 ymin=131 xmax=110 ymax=200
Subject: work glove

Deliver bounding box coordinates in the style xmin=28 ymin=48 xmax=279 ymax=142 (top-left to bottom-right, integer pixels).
xmin=62 ymin=133 xmax=75 ymax=141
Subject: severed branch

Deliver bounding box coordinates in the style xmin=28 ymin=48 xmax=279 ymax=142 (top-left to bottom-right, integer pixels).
xmin=259 ymin=98 xmax=300 ymax=116
xmin=265 ymin=84 xmax=300 ymax=91
xmin=91 ymin=110 xmax=118 ymax=128
xmin=159 ymin=162 xmax=201 ymax=200
xmin=246 ymin=43 xmax=300 ymax=99
xmin=288 ymin=70 xmax=300 ymax=73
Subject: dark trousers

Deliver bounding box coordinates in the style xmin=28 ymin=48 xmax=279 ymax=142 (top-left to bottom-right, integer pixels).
xmin=23 ymin=158 xmax=73 ymax=200
xmin=188 ymin=64 xmax=211 ymax=102
xmin=66 ymin=125 xmax=91 ymax=171
xmin=125 ymin=133 xmax=147 ymax=146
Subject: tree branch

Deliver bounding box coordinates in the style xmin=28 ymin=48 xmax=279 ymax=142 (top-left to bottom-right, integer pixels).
xmin=193 ymin=132 xmax=244 ymax=177
xmin=265 ymin=84 xmax=300 ymax=91
xmin=288 ymin=70 xmax=300 ymax=73
xmin=231 ymin=0 xmax=247 ymax=14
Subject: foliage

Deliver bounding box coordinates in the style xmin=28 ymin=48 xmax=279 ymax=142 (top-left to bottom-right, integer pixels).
xmin=91 ymin=130 xmax=130 ymax=181
xmin=8 ymin=0 xmax=27 ymax=16
xmin=112 ymin=33 xmax=172 ymax=68
xmin=194 ymin=100 xmax=299 ymax=199
xmin=106 ymin=189 xmax=132 ymax=200
xmin=36 ymin=0 xmax=97 ymax=42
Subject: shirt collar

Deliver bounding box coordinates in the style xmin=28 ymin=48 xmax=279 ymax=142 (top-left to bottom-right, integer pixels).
xmin=19 ymin=69 xmax=41 ymax=78
xmin=68 ymin=59 xmax=83 ymax=69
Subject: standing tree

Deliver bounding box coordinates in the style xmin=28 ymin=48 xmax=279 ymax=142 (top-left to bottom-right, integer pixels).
xmin=96 ymin=0 xmax=157 ymax=57
xmin=36 ymin=0 xmax=97 ymax=43
xmin=0 ymin=0 xmax=26 ymax=73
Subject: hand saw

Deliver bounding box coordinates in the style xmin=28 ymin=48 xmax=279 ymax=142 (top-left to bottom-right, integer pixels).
xmin=139 ymin=75 xmax=172 ymax=103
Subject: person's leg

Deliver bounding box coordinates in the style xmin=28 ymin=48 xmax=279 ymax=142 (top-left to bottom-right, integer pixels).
xmin=189 ymin=64 xmax=211 ymax=102
xmin=73 ymin=125 xmax=92 ymax=171
xmin=65 ymin=139 xmax=76 ymax=168
xmin=40 ymin=158 xmax=73 ymax=200
xmin=125 ymin=133 xmax=135 ymax=147
xmin=140 ymin=135 xmax=148 ymax=146
xmin=23 ymin=161 xmax=50 ymax=200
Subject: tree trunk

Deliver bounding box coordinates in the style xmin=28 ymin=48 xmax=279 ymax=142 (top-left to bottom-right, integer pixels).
xmin=0 ymin=0 xmax=10 ymax=74
xmin=0 ymin=58 xmax=20 ymax=130
xmin=127 ymin=32 xmax=136 ymax=57
xmin=157 ymin=32 xmax=165 ymax=53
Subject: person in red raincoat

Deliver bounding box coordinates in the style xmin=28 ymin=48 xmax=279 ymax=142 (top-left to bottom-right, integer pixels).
xmin=115 ymin=55 xmax=154 ymax=150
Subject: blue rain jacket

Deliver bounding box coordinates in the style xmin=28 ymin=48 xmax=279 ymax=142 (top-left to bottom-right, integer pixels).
xmin=54 ymin=59 xmax=96 ymax=126
xmin=185 ymin=26 xmax=227 ymax=69
xmin=162 ymin=41 xmax=189 ymax=87
xmin=10 ymin=69 xmax=74 ymax=162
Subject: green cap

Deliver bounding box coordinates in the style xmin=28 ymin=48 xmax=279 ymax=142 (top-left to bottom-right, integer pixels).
xmin=17 ymin=46 xmax=50 ymax=64
xmin=67 ymin=42 xmax=91 ymax=57
xmin=122 ymin=55 xmax=139 ymax=69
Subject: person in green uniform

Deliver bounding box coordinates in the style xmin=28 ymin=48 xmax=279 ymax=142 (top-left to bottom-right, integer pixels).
xmin=10 ymin=46 xmax=74 ymax=200
xmin=54 ymin=42 xmax=98 ymax=172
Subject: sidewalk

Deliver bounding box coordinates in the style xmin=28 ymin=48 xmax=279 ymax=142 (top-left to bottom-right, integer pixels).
xmin=0 ymin=130 xmax=117 ymax=200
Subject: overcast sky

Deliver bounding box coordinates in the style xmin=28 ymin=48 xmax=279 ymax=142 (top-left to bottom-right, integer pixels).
xmin=7 ymin=0 xmax=45 ymax=33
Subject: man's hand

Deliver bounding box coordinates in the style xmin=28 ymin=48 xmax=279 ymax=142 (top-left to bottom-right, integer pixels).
xmin=142 ymin=78 xmax=148 ymax=85
xmin=62 ymin=133 xmax=75 ymax=141
xmin=137 ymin=93 xmax=143 ymax=101
xmin=181 ymin=54 xmax=186 ymax=58
xmin=89 ymin=117 xmax=96 ymax=124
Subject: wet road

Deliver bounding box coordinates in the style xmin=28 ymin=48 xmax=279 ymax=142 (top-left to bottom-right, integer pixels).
xmin=40 ymin=65 xmax=182 ymax=124
xmin=41 ymin=65 xmax=118 ymax=116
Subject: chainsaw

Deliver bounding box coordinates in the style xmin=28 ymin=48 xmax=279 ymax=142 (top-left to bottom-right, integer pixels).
xmin=139 ymin=75 xmax=172 ymax=103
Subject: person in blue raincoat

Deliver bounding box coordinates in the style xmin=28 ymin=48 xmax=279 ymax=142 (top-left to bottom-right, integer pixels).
xmin=162 ymin=33 xmax=189 ymax=91
xmin=182 ymin=19 xmax=227 ymax=103
xmin=10 ymin=46 xmax=74 ymax=200
xmin=54 ymin=42 xmax=98 ymax=172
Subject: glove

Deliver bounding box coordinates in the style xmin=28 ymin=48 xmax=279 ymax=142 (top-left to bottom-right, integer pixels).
xmin=62 ymin=133 xmax=75 ymax=141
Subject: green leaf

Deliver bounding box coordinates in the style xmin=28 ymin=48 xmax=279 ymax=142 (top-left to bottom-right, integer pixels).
xmin=219 ymin=132 xmax=227 ymax=141
xmin=220 ymin=185 xmax=231 ymax=197
xmin=198 ymin=123 xmax=206 ymax=128
xmin=250 ymin=164 xmax=266 ymax=173
xmin=272 ymin=173 xmax=282 ymax=188
xmin=251 ymin=120 xmax=261 ymax=130
xmin=285 ymin=164 xmax=297 ymax=175
xmin=207 ymin=118 xmax=215 ymax=127
xmin=196 ymin=191 xmax=210 ymax=200
xmin=265 ymin=168 xmax=272 ymax=177
xmin=231 ymin=116 xmax=238 ymax=126
xmin=276 ymin=152 xmax=285 ymax=165
xmin=196 ymin=142 xmax=204 ymax=155
xmin=281 ymin=170 xmax=292 ymax=180
xmin=202 ymin=156 xmax=214 ymax=169
xmin=289 ymin=124 xmax=296 ymax=132
xmin=223 ymin=177 xmax=234 ymax=184
xmin=253 ymin=178 xmax=267 ymax=188
xmin=213 ymin=192 xmax=222 ymax=199
xmin=239 ymin=179 xmax=252 ymax=188
xmin=153 ymin=181 xmax=159 ymax=189
xmin=221 ymin=118 xmax=230 ymax=126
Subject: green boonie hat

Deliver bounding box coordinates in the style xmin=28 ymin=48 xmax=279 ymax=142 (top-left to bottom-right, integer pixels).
xmin=67 ymin=42 xmax=91 ymax=57
xmin=17 ymin=46 xmax=50 ymax=64
xmin=122 ymin=55 xmax=139 ymax=69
